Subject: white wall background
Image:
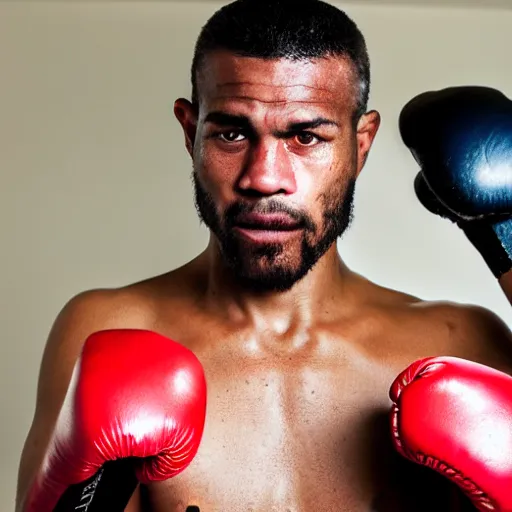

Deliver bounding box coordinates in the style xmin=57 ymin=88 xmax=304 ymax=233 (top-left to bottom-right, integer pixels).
xmin=2 ymin=0 xmax=512 ymax=508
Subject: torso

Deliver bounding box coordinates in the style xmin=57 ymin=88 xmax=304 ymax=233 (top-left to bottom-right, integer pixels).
xmin=114 ymin=265 xmax=482 ymax=511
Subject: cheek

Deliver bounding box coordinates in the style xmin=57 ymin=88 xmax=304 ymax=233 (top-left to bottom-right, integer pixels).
xmin=289 ymin=146 xmax=333 ymax=194
xmin=293 ymin=146 xmax=350 ymax=202
xmin=195 ymin=140 xmax=242 ymax=198
xmin=306 ymin=170 xmax=355 ymax=226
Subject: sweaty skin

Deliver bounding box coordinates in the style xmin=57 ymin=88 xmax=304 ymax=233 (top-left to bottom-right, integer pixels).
xmin=16 ymin=54 xmax=512 ymax=512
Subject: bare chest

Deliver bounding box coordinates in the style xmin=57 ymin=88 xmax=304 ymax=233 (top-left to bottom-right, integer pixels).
xmin=142 ymin=341 xmax=463 ymax=512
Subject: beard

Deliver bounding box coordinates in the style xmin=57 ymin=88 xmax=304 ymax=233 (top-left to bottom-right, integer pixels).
xmin=192 ymin=172 xmax=355 ymax=293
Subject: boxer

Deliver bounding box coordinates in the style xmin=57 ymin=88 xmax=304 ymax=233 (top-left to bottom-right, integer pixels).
xmin=15 ymin=0 xmax=512 ymax=511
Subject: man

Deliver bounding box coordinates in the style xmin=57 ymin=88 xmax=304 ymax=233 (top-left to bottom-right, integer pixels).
xmin=15 ymin=0 xmax=512 ymax=511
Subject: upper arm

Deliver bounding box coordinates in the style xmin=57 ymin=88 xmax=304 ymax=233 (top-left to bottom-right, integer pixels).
xmin=15 ymin=290 xmax=119 ymax=510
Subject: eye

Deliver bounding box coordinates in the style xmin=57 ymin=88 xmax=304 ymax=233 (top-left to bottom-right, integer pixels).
xmin=294 ymin=132 xmax=321 ymax=146
xmin=218 ymin=130 xmax=246 ymax=143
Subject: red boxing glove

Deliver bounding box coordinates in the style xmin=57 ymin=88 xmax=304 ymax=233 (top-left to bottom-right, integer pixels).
xmin=25 ymin=329 xmax=207 ymax=512
xmin=390 ymin=356 xmax=512 ymax=512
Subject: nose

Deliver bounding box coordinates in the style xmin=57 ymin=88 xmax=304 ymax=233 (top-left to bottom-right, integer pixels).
xmin=237 ymin=138 xmax=297 ymax=196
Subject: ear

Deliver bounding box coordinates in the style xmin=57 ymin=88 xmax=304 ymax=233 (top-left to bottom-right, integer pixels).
xmin=174 ymin=98 xmax=198 ymax=158
xmin=355 ymin=109 xmax=380 ymax=176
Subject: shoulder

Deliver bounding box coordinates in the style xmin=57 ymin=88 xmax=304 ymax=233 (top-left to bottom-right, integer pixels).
xmin=48 ymin=263 xmax=204 ymax=353
xmin=40 ymin=282 xmax=157 ymax=373
xmin=53 ymin=284 xmax=154 ymax=335
xmin=357 ymin=276 xmax=512 ymax=374
xmin=43 ymin=274 xmax=173 ymax=366
xmin=55 ymin=268 xmax=193 ymax=332
xmin=409 ymin=299 xmax=512 ymax=374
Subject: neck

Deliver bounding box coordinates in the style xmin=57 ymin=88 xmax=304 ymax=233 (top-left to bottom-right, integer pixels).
xmin=194 ymin=237 xmax=353 ymax=330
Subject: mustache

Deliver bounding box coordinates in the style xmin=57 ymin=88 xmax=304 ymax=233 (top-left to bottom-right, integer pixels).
xmin=225 ymin=200 xmax=315 ymax=231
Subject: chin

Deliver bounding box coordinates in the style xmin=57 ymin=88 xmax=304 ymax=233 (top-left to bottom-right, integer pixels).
xmin=233 ymin=261 xmax=313 ymax=293
xmin=233 ymin=274 xmax=300 ymax=293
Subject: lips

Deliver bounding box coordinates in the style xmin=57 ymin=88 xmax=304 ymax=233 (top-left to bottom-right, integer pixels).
xmin=234 ymin=213 xmax=301 ymax=231
xmin=231 ymin=212 xmax=302 ymax=244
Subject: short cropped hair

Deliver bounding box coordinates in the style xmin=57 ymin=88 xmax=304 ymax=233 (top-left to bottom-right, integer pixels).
xmin=190 ymin=0 xmax=370 ymax=120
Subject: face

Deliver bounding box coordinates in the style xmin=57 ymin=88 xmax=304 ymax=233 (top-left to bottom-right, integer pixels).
xmin=175 ymin=51 xmax=379 ymax=292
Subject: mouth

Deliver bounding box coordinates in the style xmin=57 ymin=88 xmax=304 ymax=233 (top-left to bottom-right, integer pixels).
xmin=233 ymin=213 xmax=302 ymax=243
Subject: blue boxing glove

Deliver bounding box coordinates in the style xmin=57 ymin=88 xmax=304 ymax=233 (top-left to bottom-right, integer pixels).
xmin=400 ymin=86 xmax=512 ymax=278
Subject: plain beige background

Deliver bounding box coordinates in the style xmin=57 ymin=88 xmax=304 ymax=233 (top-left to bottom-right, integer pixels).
xmin=2 ymin=0 xmax=512 ymax=508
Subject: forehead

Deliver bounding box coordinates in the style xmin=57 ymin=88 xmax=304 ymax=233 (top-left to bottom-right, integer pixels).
xmin=196 ymin=51 xmax=358 ymax=116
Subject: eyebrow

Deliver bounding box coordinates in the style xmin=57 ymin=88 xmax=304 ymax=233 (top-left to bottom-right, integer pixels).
xmin=204 ymin=112 xmax=251 ymax=129
xmin=204 ymin=111 xmax=339 ymax=134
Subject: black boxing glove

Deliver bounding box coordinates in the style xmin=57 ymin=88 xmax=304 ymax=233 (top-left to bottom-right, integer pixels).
xmin=400 ymin=86 xmax=512 ymax=278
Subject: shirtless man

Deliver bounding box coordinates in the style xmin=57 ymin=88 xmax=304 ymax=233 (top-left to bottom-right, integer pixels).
xmin=15 ymin=1 xmax=512 ymax=511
